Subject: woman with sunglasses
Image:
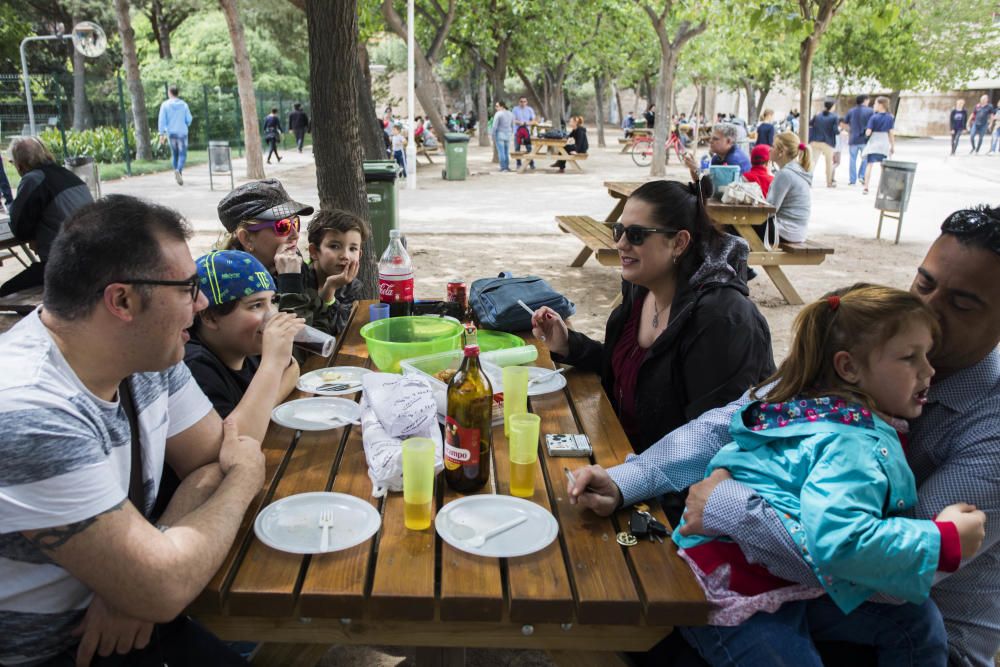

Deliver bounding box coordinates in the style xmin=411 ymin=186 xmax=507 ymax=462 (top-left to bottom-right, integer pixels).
xmin=215 ymin=179 xmax=340 ymax=335
xmin=531 ymin=178 xmax=774 ymax=519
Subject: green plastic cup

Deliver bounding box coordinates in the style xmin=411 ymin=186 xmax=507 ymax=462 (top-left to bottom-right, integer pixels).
xmin=502 ymin=366 xmax=530 ymax=437
xmin=508 ymin=413 xmax=540 ymax=498
xmin=402 ymin=437 xmax=436 ymax=530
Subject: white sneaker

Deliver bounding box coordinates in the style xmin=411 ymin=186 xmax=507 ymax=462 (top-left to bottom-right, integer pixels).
xmin=175 ymin=170 xmax=183 ymax=185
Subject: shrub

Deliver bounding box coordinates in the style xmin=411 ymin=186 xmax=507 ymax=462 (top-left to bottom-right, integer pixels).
xmin=37 ymin=126 xmax=167 ymax=163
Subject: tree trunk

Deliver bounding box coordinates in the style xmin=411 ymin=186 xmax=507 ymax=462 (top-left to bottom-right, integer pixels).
xmin=219 ymin=0 xmax=265 ymax=179
xmin=71 ymin=23 xmax=90 ymax=131
xmin=742 ymin=79 xmax=756 ymax=124
xmin=609 ymin=79 xmax=620 ymax=125
xmin=114 ymin=0 xmax=153 ymax=160
xmin=381 ymin=0 xmax=449 ymax=140
xmin=798 ymin=36 xmax=817 ymax=143
xmin=594 ymin=75 xmax=606 ymax=148
xmin=150 ymin=0 xmax=173 ymax=59
xmin=614 ymin=83 xmax=624 ymax=127
xmin=888 ymin=89 xmax=902 ymax=117
xmin=305 ymin=0 xmax=375 ymax=299
xmin=477 ymin=73 xmax=489 ymax=147
xmin=650 ymin=51 xmax=676 ymax=177
xmin=357 ymin=43 xmax=388 ymax=160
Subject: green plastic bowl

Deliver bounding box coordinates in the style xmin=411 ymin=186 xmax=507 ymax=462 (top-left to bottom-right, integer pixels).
xmin=360 ymin=316 xmax=465 ymax=373
xmin=477 ymin=329 xmax=524 ymax=353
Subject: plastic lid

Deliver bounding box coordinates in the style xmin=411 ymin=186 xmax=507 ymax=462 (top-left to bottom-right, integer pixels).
xmin=389 ymin=229 xmax=401 ymax=238
xmin=463 ymin=344 xmax=480 ymax=357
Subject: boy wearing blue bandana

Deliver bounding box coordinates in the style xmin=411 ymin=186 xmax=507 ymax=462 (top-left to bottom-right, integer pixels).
xmin=184 ymin=250 xmax=304 ymax=443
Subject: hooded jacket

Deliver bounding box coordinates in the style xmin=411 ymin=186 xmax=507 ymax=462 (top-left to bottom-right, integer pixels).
xmin=553 ymin=233 xmax=775 ymax=455
xmin=675 ymin=396 xmax=942 ymax=614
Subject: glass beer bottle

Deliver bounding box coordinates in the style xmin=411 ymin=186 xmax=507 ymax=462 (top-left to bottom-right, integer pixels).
xmin=444 ymin=344 xmax=493 ymax=492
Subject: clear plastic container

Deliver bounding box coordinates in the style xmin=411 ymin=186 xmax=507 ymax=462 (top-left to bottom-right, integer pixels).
xmin=401 ymin=349 xmax=505 ymax=424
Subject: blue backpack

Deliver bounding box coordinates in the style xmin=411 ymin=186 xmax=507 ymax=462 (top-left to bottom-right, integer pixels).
xmin=470 ymin=272 xmax=576 ymax=332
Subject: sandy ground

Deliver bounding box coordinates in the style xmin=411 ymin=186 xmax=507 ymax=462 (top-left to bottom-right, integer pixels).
xmin=2 ymin=132 xmax=997 ymax=666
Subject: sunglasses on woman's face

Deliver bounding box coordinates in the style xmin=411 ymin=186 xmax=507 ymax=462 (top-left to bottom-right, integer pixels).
xmin=611 ymin=222 xmax=679 ymax=246
xmin=246 ymin=215 xmax=300 ymax=238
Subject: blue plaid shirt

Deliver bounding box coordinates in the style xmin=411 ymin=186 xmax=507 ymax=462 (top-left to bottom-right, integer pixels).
xmin=608 ymin=348 xmax=1000 ymax=666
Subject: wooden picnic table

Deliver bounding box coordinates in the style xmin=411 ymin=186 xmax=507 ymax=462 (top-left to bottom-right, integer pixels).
xmin=193 ymin=301 xmax=708 ymax=666
xmin=0 ymin=212 xmax=40 ymax=269
xmin=556 ymin=182 xmax=831 ymax=305
xmin=529 ymin=122 xmax=553 ymax=137
xmin=515 ymin=138 xmax=587 ymax=174
xmin=0 ymin=285 xmax=43 ymax=315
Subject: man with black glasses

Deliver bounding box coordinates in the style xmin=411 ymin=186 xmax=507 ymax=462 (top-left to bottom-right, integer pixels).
xmin=0 ymin=195 xmax=262 ymax=665
xmin=571 ymin=205 xmax=1000 ymax=666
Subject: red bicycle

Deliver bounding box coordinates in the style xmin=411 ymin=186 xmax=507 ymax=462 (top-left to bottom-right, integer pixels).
xmin=631 ymin=130 xmax=685 ymax=167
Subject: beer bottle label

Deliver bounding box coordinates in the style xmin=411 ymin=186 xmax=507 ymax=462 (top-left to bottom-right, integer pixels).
xmin=444 ymin=416 xmax=479 ymax=471
xmin=379 ymin=274 xmax=414 ymax=303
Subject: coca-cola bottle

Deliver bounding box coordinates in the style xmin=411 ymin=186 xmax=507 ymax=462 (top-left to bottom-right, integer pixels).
xmin=378 ymin=229 xmax=414 ymax=317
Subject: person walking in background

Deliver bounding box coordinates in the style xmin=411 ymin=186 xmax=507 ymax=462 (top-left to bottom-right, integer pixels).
xmin=263 ymin=108 xmax=283 ymax=164
xmin=844 ymin=95 xmax=873 ymax=186
xmin=968 ymin=94 xmax=994 ymax=154
xmin=157 ymin=85 xmax=192 ymax=186
xmin=754 ymin=109 xmax=775 ymax=146
xmin=491 ymin=100 xmax=514 ymax=173
xmin=808 ymin=100 xmax=839 ymax=188
xmin=390 ymin=123 xmax=407 ymax=176
xmin=288 ymin=103 xmax=310 ymax=153
xmin=862 ymin=96 xmax=895 ymax=195
xmin=949 ymin=99 xmax=968 ymax=156
xmin=512 ymin=96 xmax=536 ymax=170
xmin=989 ymin=100 xmax=1000 ymax=155
xmin=643 ymin=104 xmax=656 ymax=129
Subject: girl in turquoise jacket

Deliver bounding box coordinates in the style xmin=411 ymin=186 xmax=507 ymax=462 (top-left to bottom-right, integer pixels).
xmin=676 ymin=284 xmax=984 ymax=667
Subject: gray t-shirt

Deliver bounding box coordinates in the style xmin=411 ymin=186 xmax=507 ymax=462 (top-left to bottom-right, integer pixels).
xmin=0 ymin=310 xmax=212 ymax=665
xmin=766 ymin=161 xmax=813 ymax=243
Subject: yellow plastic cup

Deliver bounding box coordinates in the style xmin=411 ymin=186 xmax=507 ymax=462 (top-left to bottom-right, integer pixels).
xmin=402 ymin=437 xmax=436 ymax=530
xmin=508 ymin=413 xmax=540 ymax=498
xmin=502 ymin=366 xmax=530 ymax=437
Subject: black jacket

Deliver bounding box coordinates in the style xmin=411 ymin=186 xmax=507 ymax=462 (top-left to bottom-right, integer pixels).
xmin=9 ymin=164 xmax=93 ymax=260
xmin=554 ymin=234 xmax=774 ymax=454
xmin=288 ymin=109 xmax=310 ymax=133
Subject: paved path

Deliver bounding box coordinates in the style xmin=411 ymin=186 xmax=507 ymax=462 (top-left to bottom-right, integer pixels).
xmin=98 ymin=135 xmax=999 ymax=246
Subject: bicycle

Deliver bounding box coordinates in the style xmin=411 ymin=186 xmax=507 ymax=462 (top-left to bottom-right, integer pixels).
xmin=631 ymin=130 xmax=685 ymax=167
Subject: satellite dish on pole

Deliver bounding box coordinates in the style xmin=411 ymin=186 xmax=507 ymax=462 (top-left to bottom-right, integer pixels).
xmin=71 ymin=21 xmax=106 ymax=58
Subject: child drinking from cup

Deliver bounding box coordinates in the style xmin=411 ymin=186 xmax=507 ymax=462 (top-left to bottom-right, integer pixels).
xmin=676 ymin=283 xmax=986 ymax=666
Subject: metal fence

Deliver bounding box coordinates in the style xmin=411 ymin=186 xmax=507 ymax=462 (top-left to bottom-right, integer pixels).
xmin=1 ymin=72 xmax=310 ymax=166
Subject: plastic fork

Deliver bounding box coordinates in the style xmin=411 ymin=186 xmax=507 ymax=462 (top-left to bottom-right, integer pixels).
xmin=315 ymin=382 xmax=361 ymax=392
xmin=462 ymin=515 xmax=527 ymax=548
xmin=528 ymin=367 xmax=566 ymax=386
xmin=319 ymin=509 xmax=334 ymax=552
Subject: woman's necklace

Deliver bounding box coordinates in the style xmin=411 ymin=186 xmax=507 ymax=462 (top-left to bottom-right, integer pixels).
xmin=651 ymin=300 xmax=666 ymax=328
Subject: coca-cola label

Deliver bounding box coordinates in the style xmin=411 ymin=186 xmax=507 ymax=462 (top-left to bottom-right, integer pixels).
xmin=378 ymin=274 xmax=414 ymax=303
xmin=444 ymin=416 xmax=479 ymax=471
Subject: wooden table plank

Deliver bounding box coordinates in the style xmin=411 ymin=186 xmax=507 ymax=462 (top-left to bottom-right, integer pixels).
xmin=567 ymin=372 xmax=710 ymax=627
xmin=529 ymin=344 xmax=642 ymax=626
xmin=297 ymin=305 xmax=379 ymax=619
xmin=500 ymin=338 xmax=582 ymax=624
xmin=438 ymin=421 xmax=504 ymax=622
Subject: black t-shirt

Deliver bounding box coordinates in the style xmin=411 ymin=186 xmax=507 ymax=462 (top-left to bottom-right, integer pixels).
xmin=183 ymin=330 xmax=261 ymax=418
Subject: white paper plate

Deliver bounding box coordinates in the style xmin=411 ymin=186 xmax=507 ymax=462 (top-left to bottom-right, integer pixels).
xmin=297 ymin=366 xmax=372 ymax=396
xmin=254 ymin=491 xmax=381 ymax=554
xmin=526 ymin=366 xmax=567 ymax=397
xmin=271 ymin=397 xmax=361 ymax=431
xmin=435 ymin=495 xmax=559 ymax=558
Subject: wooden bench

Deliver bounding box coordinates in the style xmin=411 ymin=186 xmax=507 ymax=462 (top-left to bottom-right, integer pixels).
xmin=0 ymin=286 xmax=44 ymax=315
xmin=556 ymin=215 xmax=618 ymax=268
xmin=417 ymin=145 xmax=440 ymax=164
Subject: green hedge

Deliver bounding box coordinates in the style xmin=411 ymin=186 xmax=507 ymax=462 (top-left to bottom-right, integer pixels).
xmin=38 ymin=126 xmax=169 ymax=163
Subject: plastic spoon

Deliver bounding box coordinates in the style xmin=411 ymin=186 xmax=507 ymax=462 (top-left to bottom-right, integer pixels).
xmin=462 ymin=515 xmax=528 ymax=548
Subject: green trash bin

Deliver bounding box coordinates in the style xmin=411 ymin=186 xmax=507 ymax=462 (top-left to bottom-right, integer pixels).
xmin=363 ymin=160 xmax=399 ymax=258
xmin=443 ymin=132 xmax=470 ymax=181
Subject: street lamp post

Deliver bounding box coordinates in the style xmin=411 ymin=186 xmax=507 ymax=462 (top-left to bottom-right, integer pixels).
xmin=406 ymin=0 xmax=417 ymax=190
xmin=20 ymin=22 xmax=106 ymax=136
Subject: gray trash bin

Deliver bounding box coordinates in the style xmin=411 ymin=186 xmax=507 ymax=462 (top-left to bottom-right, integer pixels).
xmin=874 ymin=160 xmax=917 ymax=244
xmin=443 ymin=132 xmax=470 ymax=181
xmin=208 ymin=141 xmax=234 ymax=191
xmin=64 ymin=156 xmax=101 ymax=200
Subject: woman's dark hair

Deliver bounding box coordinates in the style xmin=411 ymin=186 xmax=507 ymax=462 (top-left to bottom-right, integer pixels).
xmin=44 ymin=195 xmax=192 ymax=320
xmin=628 ymin=177 xmax=722 ymax=281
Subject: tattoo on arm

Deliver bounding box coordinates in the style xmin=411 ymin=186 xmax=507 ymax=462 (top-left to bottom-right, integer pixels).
xmin=26 ymin=500 xmax=127 ymax=552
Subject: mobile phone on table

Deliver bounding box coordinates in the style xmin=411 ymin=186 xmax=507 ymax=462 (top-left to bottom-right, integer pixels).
xmin=545 ymin=433 xmax=592 ymax=457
